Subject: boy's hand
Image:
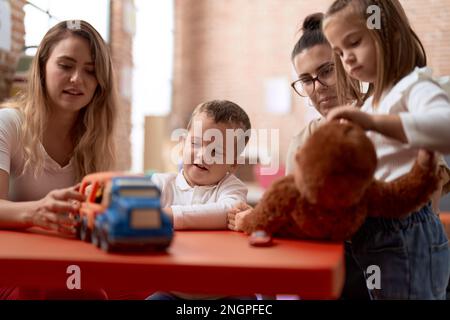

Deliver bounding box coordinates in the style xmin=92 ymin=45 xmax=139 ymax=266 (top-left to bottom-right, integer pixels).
xmin=227 ymin=202 xmax=253 ymax=231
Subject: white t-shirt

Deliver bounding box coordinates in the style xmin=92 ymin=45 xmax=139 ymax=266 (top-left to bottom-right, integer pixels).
xmin=363 ymin=67 xmax=450 ymax=182
xmin=151 ymin=171 xmax=247 ymax=230
xmin=285 ymin=117 xmax=323 ymax=175
xmin=151 ymin=171 xmax=248 ymax=299
xmin=0 ymin=108 xmax=76 ymax=201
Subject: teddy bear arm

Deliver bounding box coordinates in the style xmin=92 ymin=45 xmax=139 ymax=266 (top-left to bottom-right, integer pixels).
xmin=241 ymin=176 xmax=299 ymax=234
xmin=240 ymin=204 xmax=291 ymax=235
xmin=365 ymin=160 xmax=440 ymax=218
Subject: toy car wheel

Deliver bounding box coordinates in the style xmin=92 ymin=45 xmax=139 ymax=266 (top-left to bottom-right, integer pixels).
xmin=75 ymin=223 xmax=81 ymax=240
xmin=91 ymin=226 xmax=100 ymax=247
xmin=72 ymin=214 xmax=81 ymax=239
xmin=100 ymin=231 xmax=112 ymax=252
xmin=79 ymin=216 xmax=91 ymax=242
xmin=157 ymin=239 xmax=172 ymax=251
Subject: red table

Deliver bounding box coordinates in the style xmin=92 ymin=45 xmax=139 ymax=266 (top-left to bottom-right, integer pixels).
xmin=0 ymin=229 xmax=344 ymax=299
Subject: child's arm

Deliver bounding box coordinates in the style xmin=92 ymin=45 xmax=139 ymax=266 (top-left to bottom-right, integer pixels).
xmin=171 ymin=198 xmax=245 ymax=230
xmin=326 ymin=105 xmax=408 ymax=143
xmin=327 ymin=82 xmax=450 ymax=153
xmin=231 ymin=175 xmax=299 ymax=235
xmin=399 ymin=81 xmax=450 ymax=153
xmin=170 ymin=178 xmax=247 ymax=230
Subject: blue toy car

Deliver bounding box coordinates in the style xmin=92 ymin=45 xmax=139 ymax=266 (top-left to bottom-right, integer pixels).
xmin=80 ymin=173 xmax=173 ymax=252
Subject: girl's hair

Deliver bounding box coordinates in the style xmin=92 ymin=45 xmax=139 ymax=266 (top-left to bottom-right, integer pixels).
xmin=291 ymin=13 xmax=328 ymax=61
xmin=325 ymin=0 xmax=427 ymax=106
xmin=3 ymin=20 xmax=117 ymax=181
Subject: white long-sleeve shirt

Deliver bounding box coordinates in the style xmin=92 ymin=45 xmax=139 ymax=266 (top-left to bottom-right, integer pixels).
xmin=151 ymin=171 xmax=247 ymax=230
xmin=363 ymin=67 xmax=450 ymax=182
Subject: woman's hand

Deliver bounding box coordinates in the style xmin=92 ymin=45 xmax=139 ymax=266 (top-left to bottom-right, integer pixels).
xmin=227 ymin=202 xmax=253 ymax=231
xmin=29 ymin=186 xmax=85 ymax=235
xmin=326 ymin=105 xmax=375 ymax=130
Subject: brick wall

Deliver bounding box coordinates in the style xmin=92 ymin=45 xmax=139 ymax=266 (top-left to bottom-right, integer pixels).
xmin=110 ymin=0 xmax=135 ymax=170
xmin=171 ymin=0 xmax=450 ymax=169
xmin=0 ymin=0 xmax=26 ymax=102
xmin=401 ymin=0 xmax=450 ymax=76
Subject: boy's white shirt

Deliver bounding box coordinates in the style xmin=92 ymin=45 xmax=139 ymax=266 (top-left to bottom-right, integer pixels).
xmin=151 ymin=170 xmax=247 ymax=299
xmin=362 ymin=67 xmax=450 ymax=182
xmin=151 ymin=170 xmax=247 ymax=230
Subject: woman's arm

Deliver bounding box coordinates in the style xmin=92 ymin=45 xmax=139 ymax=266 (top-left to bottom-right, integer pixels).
xmin=0 ymin=169 xmax=84 ymax=233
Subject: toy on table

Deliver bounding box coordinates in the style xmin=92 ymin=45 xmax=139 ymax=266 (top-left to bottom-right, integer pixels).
xmin=237 ymin=122 xmax=440 ymax=241
xmin=249 ymin=230 xmax=273 ymax=247
xmin=76 ymin=172 xmax=173 ymax=252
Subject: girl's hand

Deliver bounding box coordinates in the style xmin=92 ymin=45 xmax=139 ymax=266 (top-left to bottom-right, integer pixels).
xmin=227 ymin=202 xmax=253 ymax=231
xmin=326 ymin=105 xmax=375 ymax=130
xmin=416 ymin=149 xmax=438 ymax=174
xmin=30 ymin=186 xmax=85 ymax=235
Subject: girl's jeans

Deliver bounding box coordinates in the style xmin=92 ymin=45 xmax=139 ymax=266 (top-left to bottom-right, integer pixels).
xmin=347 ymin=204 xmax=449 ymax=299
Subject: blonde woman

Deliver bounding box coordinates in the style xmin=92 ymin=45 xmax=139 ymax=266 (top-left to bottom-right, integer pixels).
xmin=0 ymin=20 xmax=117 ymax=235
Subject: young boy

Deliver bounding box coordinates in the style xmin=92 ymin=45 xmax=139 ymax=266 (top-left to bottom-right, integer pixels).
xmin=152 ymin=99 xmax=251 ymax=230
xmin=148 ymin=100 xmax=253 ymax=300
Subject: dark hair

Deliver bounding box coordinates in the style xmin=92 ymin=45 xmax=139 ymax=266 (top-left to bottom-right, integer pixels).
xmin=188 ymin=100 xmax=252 ymax=144
xmin=291 ymin=13 xmax=328 ymax=60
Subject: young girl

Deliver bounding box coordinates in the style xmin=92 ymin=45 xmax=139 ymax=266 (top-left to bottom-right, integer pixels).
xmin=322 ymin=0 xmax=450 ymax=299
xmin=0 ymin=20 xmax=118 ymax=299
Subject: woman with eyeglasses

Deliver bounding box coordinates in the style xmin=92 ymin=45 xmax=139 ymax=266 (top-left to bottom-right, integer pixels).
xmin=286 ymin=12 xmax=371 ymax=300
xmin=285 ymin=12 xmax=342 ymax=175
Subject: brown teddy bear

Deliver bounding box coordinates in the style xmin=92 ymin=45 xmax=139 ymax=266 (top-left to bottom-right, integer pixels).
xmin=233 ymin=121 xmax=439 ymax=241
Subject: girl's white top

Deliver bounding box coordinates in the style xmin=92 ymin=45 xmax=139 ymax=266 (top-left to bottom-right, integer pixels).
xmin=362 ymin=67 xmax=450 ymax=182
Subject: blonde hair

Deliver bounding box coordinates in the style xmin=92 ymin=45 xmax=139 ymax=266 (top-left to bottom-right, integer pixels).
xmin=324 ymin=0 xmax=427 ymax=107
xmin=2 ymin=20 xmax=117 ymax=181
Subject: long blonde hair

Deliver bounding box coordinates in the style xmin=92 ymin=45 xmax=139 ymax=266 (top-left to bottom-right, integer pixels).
xmin=3 ymin=20 xmax=117 ymax=181
xmin=324 ymin=0 xmax=427 ymax=107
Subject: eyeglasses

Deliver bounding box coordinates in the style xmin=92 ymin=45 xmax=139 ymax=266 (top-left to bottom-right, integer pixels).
xmin=291 ymin=63 xmax=336 ymax=97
